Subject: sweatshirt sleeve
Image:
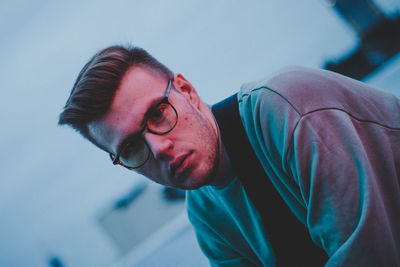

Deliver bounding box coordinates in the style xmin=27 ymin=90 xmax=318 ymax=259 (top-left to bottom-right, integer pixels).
xmin=287 ymin=108 xmax=400 ymax=267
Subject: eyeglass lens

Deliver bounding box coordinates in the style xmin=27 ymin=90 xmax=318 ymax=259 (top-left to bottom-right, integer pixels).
xmin=118 ymin=102 xmax=177 ymax=168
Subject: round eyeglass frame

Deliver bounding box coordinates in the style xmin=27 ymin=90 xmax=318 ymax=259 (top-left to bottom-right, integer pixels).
xmin=109 ymin=79 xmax=178 ymax=169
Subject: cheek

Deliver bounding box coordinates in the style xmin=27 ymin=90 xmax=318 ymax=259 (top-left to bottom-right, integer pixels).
xmin=182 ymin=114 xmax=194 ymax=127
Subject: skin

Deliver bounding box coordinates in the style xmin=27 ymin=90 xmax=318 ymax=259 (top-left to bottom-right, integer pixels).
xmin=88 ymin=66 xmax=226 ymax=189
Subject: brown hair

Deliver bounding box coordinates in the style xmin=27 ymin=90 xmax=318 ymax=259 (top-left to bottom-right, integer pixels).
xmin=58 ymin=45 xmax=173 ymax=149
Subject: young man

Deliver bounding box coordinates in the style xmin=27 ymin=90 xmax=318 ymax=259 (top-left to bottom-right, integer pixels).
xmin=59 ymin=45 xmax=400 ymax=266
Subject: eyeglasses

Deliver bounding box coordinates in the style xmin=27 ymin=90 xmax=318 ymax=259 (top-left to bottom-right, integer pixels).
xmin=109 ymin=80 xmax=178 ymax=169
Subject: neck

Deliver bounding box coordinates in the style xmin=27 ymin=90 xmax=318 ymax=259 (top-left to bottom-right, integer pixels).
xmin=205 ymin=103 xmax=233 ymax=188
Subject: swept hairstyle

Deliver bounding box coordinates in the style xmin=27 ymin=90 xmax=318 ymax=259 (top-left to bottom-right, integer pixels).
xmin=58 ymin=45 xmax=173 ymax=150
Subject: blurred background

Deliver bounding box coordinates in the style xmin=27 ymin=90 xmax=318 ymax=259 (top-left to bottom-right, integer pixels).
xmin=1 ymin=0 xmax=399 ymax=266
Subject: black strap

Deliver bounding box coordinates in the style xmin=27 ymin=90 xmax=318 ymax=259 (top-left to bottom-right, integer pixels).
xmin=212 ymin=94 xmax=328 ymax=267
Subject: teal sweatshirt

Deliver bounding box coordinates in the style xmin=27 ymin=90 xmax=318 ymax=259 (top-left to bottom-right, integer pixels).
xmin=187 ymin=67 xmax=400 ymax=266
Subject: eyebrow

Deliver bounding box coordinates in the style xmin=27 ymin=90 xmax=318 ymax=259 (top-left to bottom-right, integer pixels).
xmin=115 ymin=95 xmax=165 ymax=155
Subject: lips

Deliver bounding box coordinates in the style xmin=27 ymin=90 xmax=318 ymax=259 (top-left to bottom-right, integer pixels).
xmin=169 ymin=152 xmax=192 ymax=180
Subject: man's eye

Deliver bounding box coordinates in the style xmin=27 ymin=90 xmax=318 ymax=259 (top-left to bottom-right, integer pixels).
xmin=120 ymin=141 xmax=136 ymax=158
xmin=149 ymin=104 xmax=167 ymax=123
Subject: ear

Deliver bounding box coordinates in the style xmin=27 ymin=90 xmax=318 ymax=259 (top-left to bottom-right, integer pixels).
xmin=173 ymin=73 xmax=200 ymax=108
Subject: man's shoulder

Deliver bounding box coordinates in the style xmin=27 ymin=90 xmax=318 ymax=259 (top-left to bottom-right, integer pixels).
xmin=238 ymin=66 xmax=395 ymax=117
xmin=239 ymin=66 xmax=321 ymax=96
xmin=238 ymin=66 xmax=327 ymax=116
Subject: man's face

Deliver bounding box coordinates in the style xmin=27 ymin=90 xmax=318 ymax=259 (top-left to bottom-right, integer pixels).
xmin=88 ymin=66 xmax=219 ymax=189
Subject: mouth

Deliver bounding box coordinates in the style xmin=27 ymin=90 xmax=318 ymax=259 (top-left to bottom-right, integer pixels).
xmin=170 ymin=152 xmax=192 ymax=181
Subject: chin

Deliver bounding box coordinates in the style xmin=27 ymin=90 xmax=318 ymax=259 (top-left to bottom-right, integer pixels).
xmin=174 ymin=178 xmax=203 ymax=190
xmin=173 ymin=154 xmax=219 ymax=190
xmin=183 ymin=171 xmax=215 ymax=190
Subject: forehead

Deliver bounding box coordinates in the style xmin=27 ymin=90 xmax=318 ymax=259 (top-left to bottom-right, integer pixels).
xmin=88 ymin=66 xmax=167 ymax=153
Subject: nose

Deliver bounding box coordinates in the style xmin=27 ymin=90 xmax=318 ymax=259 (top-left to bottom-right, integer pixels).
xmin=143 ymin=132 xmax=173 ymax=160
